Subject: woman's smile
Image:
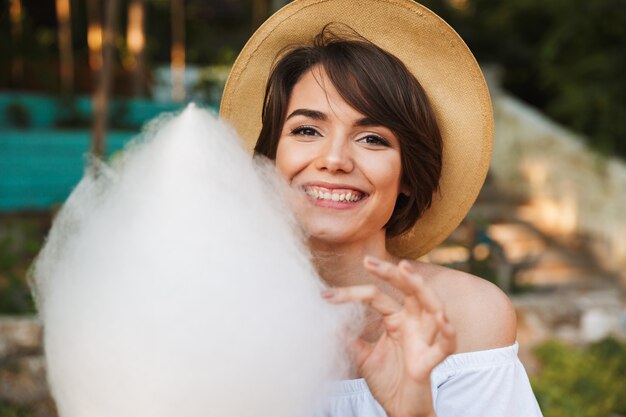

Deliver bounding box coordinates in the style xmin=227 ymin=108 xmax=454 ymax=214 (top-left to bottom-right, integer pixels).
xmin=275 ymin=65 xmax=404 ymax=245
xmin=302 ymin=182 xmax=368 ymax=209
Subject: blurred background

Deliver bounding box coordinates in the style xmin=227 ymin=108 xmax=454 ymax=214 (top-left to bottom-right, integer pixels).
xmin=0 ymin=0 xmax=625 ymax=416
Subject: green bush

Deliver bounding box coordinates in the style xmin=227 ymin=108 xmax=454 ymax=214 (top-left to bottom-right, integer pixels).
xmin=0 ymin=401 xmax=34 ymax=417
xmin=531 ymin=338 xmax=626 ymax=417
xmin=0 ymin=218 xmax=43 ymax=314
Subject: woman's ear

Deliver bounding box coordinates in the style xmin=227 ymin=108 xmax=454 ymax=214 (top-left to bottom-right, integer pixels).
xmin=400 ymin=183 xmax=411 ymax=196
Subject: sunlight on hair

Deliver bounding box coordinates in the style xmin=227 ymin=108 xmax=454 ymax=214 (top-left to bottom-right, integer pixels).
xmin=30 ymin=104 xmax=361 ymax=417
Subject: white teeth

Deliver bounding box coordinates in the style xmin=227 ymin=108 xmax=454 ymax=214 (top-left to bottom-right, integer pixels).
xmin=304 ymin=186 xmax=364 ymax=202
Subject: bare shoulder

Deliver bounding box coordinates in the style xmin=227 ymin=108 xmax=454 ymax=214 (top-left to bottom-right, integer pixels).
xmin=410 ymin=260 xmax=517 ymax=354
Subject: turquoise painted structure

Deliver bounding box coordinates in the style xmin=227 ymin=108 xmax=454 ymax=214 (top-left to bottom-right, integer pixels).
xmin=0 ymin=130 xmax=135 ymax=210
xmin=0 ymin=93 xmax=188 ymax=129
xmin=0 ymin=93 xmax=217 ymax=212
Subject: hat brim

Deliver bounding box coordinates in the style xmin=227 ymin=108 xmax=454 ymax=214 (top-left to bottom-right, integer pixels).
xmin=220 ymin=0 xmax=493 ymax=259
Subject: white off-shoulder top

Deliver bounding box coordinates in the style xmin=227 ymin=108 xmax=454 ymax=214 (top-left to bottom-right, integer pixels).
xmin=313 ymin=342 xmax=543 ymax=417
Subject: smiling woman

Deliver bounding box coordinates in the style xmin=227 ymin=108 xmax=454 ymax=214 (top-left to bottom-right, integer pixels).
xmin=220 ymin=1 xmax=544 ymax=417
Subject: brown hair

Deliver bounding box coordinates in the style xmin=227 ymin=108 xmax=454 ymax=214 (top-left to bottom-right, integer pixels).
xmin=254 ymin=26 xmax=443 ymax=238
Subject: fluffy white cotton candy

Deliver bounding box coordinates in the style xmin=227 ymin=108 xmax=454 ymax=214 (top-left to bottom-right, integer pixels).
xmin=30 ymin=104 xmax=362 ymax=417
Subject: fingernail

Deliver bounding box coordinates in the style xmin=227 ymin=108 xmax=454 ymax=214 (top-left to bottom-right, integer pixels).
xmin=321 ymin=289 xmax=335 ymax=299
xmin=364 ymin=256 xmax=381 ymax=268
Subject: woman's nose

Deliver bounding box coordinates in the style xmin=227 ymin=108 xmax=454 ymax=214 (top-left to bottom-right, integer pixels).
xmin=314 ymin=137 xmax=354 ymax=173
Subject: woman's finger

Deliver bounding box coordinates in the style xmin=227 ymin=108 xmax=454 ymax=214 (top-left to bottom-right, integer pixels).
xmin=321 ymin=284 xmax=402 ymax=316
xmin=437 ymin=312 xmax=457 ymax=355
xmin=422 ymin=313 xmax=457 ymax=367
xmin=363 ymin=256 xmax=414 ymax=295
xmin=364 ymin=257 xmax=428 ymax=316
xmin=399 ymin=261 xmax=444 ymax=314
xmin=406 ymin=313 xmax=457 ymax=379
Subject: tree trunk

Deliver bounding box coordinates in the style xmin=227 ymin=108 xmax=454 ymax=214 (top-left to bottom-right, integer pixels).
xmin=55 ymin=0 xmax=74 ymax=95
xmin=171 ymin=0 xmax=185 ymax=102
xmin=252 ymin=0 xmax=270 ymax=31
xmin=86 ymin=0 xmax=103 ymax=76
xmin=9 ymin=0 xmax=23 ymax=87
xmin=127 ymin=0 xmax=146 ymax=97
xmin=91 ymin=0 xmax=120 ymax=158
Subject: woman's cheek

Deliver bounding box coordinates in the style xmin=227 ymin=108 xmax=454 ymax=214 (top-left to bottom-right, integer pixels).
xmin=276 ymin=142 xmax=312 ymax=181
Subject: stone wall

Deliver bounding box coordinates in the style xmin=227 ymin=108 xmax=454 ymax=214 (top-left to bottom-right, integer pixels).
xmin=483 ymin=71 xmax=626 ymax=369
xmin=489 ymin=83 xmax=626 ymax=280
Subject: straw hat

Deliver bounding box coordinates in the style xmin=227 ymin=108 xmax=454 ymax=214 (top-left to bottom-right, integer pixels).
xmin=220 ymin=0 xmax=493 ymax=259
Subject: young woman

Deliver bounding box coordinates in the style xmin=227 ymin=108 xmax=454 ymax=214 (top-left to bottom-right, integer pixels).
xmin=221 ymin=1 xmax=543 ymax=416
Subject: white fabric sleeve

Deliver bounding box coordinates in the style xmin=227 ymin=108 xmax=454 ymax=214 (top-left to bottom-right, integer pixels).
xmin=430 ymin=342 xmax=543 ymax=417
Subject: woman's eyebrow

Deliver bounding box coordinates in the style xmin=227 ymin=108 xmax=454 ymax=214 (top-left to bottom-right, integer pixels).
xmin=354 ymin=117 xmax=380 ymax=127
xmin=286 ymin=109 xmax=327 ymax=121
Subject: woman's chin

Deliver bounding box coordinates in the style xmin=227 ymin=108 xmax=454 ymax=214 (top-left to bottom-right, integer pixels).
xmin=300 ymin=220 xmax=378 ymax=249
xmin=301 ymin=223 xmax=356 ymax=246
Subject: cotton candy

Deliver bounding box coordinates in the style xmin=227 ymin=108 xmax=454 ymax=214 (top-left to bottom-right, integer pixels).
xmin=30 ymin=104 xmax=361 ymax=417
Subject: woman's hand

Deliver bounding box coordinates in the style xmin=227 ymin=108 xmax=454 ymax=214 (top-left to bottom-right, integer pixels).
xmin=322 ymin=257 xmax=456 ymax=417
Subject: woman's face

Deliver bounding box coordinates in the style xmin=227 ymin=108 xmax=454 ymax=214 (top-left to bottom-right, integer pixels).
xmin=275 ymin=65 xmax=405 ymax=246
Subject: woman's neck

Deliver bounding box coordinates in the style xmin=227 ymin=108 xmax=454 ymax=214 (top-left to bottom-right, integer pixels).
xmin=309 ymin=230 xmax=403 ymax=346
xmin=308 ymin=230 xmax=398 ymax=287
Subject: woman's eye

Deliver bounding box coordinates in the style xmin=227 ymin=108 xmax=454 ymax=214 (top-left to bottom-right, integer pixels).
xmin=358 ymin=135 xmax=390 ymax=147
xmin=291 ymin=126 xmax=320 ymax=136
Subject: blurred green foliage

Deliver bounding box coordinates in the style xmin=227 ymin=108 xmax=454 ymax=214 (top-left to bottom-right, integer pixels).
xmin=423 ymin=0 xmax=626 ymax=159
xmin=532 ymin=338 xmax=626 ymax=417
xmin=0 ymin=218 xmax=43 ymax=314
xmin=0 ymin=402 xmax=34 ymax=417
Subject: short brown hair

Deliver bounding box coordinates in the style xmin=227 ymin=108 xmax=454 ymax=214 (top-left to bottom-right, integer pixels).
xmin=254 ymin=26 xmax=443 ymax=238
